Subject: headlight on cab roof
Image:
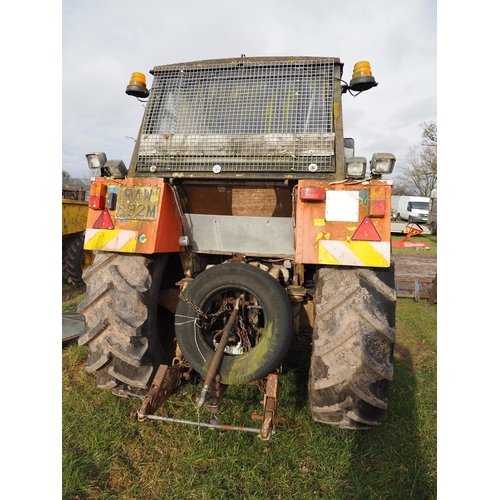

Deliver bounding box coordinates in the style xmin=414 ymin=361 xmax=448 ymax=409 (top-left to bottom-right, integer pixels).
xmin=345 ymin=157 xmax=367 ymax=179
xmin=86 ymin=152 xmax=107 ymax=170
xmin=370 ymin=153 xmax=396 ymax=175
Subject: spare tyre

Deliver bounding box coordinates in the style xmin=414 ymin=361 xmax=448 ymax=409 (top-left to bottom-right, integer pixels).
xmin=175 ymin=262 xmax=294 ymax=385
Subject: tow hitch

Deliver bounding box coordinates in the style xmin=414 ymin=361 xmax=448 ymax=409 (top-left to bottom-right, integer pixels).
xmin=131 ymin=295 xmax=280 ymax=440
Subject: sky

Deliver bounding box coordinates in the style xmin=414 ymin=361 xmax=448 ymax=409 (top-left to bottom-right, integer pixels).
xmin=62 ymin=0 xmax=437 ymax=180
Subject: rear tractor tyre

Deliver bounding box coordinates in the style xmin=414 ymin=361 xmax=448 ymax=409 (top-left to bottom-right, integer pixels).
xmin=175 ymin=262 xmax=294 ymax=385
xmin=309 ymin=264 xmax=396 ymax=429
xmin=77 ymin=252 xmax=171 ymax=398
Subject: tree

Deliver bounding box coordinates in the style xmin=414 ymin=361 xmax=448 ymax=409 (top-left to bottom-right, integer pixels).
xmin=62 ymin=169 xmax=90 ymax=192
xmin=393 ymin=121 xmax=437 ymax=196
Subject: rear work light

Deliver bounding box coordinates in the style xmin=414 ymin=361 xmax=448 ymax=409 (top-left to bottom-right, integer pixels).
xmin=102 ymin=159 xmax=128 ymax=179
xmin=86 ymin=152 xmax=107 ymax=170
xmin=299 ymin=187 xmax=326 ymax=201
xmin=345 ymin=157 xmax=367 ymax=179
xmin=370 ymin=153 xmax=396 ymax=175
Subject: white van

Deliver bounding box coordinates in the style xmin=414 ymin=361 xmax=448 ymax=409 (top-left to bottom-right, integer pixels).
xmin=397 ymin=196 xmax=430 ymax=223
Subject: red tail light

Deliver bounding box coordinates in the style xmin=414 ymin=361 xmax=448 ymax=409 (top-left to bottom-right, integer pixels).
xmin=369 ymin=186 xmax=387 ymax=217
xmin=299 ymin=187 xmax=326 ymax=201
xmin=89 ymin=183 xmax=106 ymax=210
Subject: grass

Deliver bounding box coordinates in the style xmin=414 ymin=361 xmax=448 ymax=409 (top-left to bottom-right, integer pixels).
xmin=62 ymin=279 xmax=87 ymax=313
xmin=62 ymin=288 xmax=437 ymax=499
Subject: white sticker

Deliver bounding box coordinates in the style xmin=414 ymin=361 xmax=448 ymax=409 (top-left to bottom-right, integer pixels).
xmin=325 ymin=191 xmax=359 ymax=222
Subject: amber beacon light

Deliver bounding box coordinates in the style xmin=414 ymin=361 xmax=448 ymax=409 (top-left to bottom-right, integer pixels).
xmin=126 ymin=72 xmax=149 ymax=98
xmin=349 ymin=61 xmax=378 ymax=92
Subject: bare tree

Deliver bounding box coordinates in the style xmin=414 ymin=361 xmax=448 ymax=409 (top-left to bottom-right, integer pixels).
xmin=394 ymin=121 xmax=437 ymax=196
xmin=62 ymin=169 xmax=90 ymax=191
xmin=421 ymin=120 xmax=437 ymax=147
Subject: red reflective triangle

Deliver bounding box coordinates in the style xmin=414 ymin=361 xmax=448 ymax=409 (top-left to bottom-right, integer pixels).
xmin=92 ymin=208 xmax=114 ymax=229
xmin=352 ymin=216 xmax=381 ymax=241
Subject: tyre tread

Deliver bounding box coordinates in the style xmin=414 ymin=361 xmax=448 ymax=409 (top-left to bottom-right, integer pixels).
xmin=77 ymin=253 xmax=169 ymax=398
xmin=62 ymin=234 xmax=86 ymax=285
xmin=309 ymin=264 xmax=396 ymax=429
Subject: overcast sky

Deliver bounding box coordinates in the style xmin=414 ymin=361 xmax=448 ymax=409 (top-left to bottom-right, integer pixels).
xmin=62 ymin=0 xmax=437 ymax=180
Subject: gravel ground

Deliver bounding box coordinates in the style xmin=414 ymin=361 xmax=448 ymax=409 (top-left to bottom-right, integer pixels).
xmin=394 ymin=254 xmax=437 ymax=280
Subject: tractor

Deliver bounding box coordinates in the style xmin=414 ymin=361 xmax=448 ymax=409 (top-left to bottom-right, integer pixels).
xmin=77 ymin=56 xmax=396 ymax=438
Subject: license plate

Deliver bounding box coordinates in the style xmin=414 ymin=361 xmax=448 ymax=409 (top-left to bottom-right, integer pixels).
xmin=115 ymin=186 xmax=161 ymax=220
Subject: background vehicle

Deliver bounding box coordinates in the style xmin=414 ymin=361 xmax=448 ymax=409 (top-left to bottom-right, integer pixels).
xmin=427 ymin=189 xmax=437 ymax=235
xmin=62 ymin=181 xmax=94 ymax=285
xmin=391 ymin=195 xmax=400 ymax=221
xmin=77 ymin=56 xmax=397 ymax=431
xmin=396 ymin=195 xmax=429 ymax=223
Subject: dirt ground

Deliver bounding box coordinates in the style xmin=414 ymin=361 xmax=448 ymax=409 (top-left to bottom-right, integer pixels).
xmin=394 ymin=254 xmax=437 ymax=280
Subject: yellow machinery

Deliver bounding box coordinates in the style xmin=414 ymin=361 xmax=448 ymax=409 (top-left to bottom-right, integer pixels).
xmin=62 ymin=196 xmax=94 ymax=285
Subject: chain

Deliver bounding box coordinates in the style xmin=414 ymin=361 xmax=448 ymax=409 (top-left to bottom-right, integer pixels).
xmin=237 ymin=316 xmax=252 ymax=352
xmin=179 ymin=290 xmax=208 ymax=319
xmin=179 ymin=292 xmax=233 ymax=326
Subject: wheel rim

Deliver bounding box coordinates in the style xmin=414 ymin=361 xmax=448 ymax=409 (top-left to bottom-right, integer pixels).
xmin=81 ymin=250 xmax=95 ymax=271
xmin=199 ymin=288 xmax=266 ymax=357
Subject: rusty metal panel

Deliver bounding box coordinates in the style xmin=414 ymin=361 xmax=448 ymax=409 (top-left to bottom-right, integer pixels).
xmin=84 ymin=178 xmax=182 ymax=254
xmin=182 ymin=214 xmax=295 ymax=257
xmin=295 ymin=179 xmax=393 ymax=267
xmin=115 ymin=186 xmax=162 ymax=220
xmin=62 ymin=199 xmax=88 ymax=236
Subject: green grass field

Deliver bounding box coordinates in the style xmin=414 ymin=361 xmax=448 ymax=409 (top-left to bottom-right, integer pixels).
xmin=62 ymin=293 xmax=437 ymax=500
